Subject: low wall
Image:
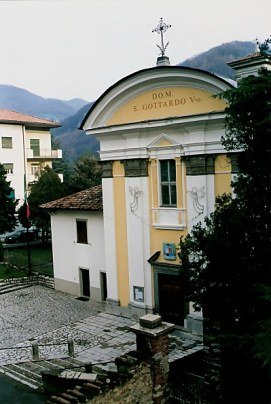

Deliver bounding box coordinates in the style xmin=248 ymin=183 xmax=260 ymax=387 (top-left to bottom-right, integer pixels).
xmin=2 ymin=274 xmax=54 ymax=289
xmin=89 ymin=361 xmax=153 ymax=404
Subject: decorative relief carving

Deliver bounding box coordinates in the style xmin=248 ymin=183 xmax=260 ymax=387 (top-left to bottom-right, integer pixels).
xmin=188 ymin=186 xmax=205 ymax=215
xmin=129 ymin=186 xmax=143 ymax=212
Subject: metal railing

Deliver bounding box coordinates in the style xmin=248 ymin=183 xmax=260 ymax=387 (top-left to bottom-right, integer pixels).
xmin=26 ymin=148 xmax=62 ymax=159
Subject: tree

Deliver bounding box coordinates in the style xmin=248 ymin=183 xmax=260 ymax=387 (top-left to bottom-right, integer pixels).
xmin=27 ymin=166 xmax=65 ymax=243
xmin=64 ymin=153 xmax=102 ymax=195
xmin=0 ymin=163 xmax=17 ymax=260
xmin=0 ymin=164 xmax=17 ymax=234
xmin=18 ymin=201 xmax=32 ymax=230
xmin=179 ymin=67 xmax=271 ymax=403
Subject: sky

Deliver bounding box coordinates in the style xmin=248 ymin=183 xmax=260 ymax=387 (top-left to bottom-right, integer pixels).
xmin=0 ymin=0 xmax=270 ymax=102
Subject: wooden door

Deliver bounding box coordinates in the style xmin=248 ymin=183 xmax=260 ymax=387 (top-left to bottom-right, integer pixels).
xmin=81 ymin=268 xmax=90 ymax=298
xmin=158 ymin=273 xmax=185 ymax=326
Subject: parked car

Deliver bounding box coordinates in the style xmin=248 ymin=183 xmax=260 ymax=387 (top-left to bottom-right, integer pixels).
xmin=4 ymin=229 xmax=39 ymax=244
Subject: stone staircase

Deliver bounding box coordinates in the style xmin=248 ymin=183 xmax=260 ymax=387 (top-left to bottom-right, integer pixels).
xmin=0 ymin=275 xmax=54 ymax=295
xmin=0 ymin=281 xmax=30 ymax=295
xmin=0 ymin=357 xmax=85 ymax=392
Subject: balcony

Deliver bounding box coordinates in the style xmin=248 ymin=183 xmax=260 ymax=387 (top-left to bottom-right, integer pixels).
xmin=26 ymin=148 xmax=62 ymax=160
xmin=152 ymin=207 xmax=186 ymax=230
xmin=28 ymin=172 xmax=63 ymax=184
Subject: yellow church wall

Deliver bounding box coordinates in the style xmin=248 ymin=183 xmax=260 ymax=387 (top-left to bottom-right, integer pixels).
xmin=107 ymin=87 xmax=227 ymax=125
xmin=113 ymin=161 xmax=130 ymax=306
xmin=214 ymin=154 xmax=232 ymax=197
xmin=149 ymin=159 xmax=158 ymax=209
xmin=150 ymin=228 xmax=187 ymax=264
xmin=148 ymin=157 xmax=187 ymax=265
xmin=176 ymin=157 xmax=183 ymax=208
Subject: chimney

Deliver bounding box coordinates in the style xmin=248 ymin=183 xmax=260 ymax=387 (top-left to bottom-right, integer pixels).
xmin=130 ymin=314 xmax=174 ymax=403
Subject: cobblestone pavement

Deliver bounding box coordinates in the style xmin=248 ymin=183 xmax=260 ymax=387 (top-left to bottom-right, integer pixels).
xmin=0 ymin=285 xmax=202 ymax=368
xmin=0 ymin=286 xmax=135 ymax=366
xmin=0 ymin=286 xmax=103 ymax=349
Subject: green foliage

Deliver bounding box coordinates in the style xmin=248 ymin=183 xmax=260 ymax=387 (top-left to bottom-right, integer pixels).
xmin=0 ymin=263 xmax=25 ymax=279
xmin=4 ymin=245 xmax=53 ymax=276
xmin=179 ymin=67 xmax=271 ymax=402
xmin=27 ymin=166 xmax=65 ymax=235
xmin=0 ymin=242 xmax=4 ymax=262
xmin=259 ymin=36 xmax=271 ymax=56
xmin=0 ymin=163 xmax=17 ymax=234
xmin=18 ymin=202 xmax=31 ymax=229
xmin=64 ymin=153 xmax=102 ymax=194
xmin=51 ymin=103 xmax=99 ymax=162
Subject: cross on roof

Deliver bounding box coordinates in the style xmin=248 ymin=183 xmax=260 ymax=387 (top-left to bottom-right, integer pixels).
xmin=152 ymin=18 xmax=171 ymax=57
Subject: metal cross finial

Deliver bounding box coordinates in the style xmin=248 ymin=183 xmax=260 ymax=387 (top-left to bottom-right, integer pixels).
xmin=152 ymin=18 xmax=171 ymax=57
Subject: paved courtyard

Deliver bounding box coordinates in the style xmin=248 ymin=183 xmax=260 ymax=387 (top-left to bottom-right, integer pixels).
xmin=0 ymin=286 xmax=135 ymax=366
xmin=0 ymin=286 xmax=105 ymax=349
xmin=0 ymin=285 xmax=202 ymax=367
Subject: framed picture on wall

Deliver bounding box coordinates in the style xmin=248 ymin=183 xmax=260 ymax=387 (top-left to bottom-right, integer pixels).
xmin=133 ymin=286 xmax=144 ymax=302
xmin=163 ymin=242 xmax=176 ymax=260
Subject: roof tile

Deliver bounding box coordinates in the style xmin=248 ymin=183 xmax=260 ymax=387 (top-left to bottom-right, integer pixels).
xmin=41 ymin=185 xmax=103 ymax=211
xmin=0 ymin=109 xmax=60 ymax=127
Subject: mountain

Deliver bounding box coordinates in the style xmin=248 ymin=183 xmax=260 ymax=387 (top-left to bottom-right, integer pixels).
xmin=0 ymin=85 xmax=89 ymax=122
xmin=65 ymin=98 xmax=89 ymax=110
xmin=0 ymin=41 xmax=257 ymax=162
xmin=178 ymin=41 xmax=256 ymax=79
xmin=51 ymin=103 xmax=99 ymax=161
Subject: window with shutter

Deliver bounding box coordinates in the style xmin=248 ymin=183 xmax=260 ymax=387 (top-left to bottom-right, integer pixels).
xmin=2 ymin=137 xmax=12 ymax=149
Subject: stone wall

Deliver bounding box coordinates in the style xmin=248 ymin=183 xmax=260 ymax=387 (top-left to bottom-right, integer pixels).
xmin=89 ymin=361 xmax=153 ymax=404
xmin=2 ymin=274 xmax=54 ymax=288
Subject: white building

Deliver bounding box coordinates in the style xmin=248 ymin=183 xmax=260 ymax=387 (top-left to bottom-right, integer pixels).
xmin=0 ymin=109 xmax=62 ymax=206
xmin=45 ymin=51 xmax=271 ymax=334
xmin=42 ymin=185 xmax=106 ymax=301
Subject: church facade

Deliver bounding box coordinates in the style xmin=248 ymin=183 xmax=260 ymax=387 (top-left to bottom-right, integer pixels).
xmin=81 ymin=64 xmax=235 ymax=331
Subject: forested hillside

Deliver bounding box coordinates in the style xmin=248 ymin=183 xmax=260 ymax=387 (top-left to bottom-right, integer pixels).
xmin=0 ymin=85 xmax=88 ymax=122
xmin=0 ymin=41 xmax=256 ymax=160
xmin=178 ymin=41 xmax=255 ymax=79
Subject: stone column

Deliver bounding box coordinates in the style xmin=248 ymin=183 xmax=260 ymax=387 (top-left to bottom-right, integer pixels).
xmin=130 ymin=314 xmax=174 ymax=404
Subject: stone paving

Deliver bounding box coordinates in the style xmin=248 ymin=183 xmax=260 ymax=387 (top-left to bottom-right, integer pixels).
xmin=0 ymin=286 xmax=135 ymax=366
xmin=0 ymin=285 xmax=202 ymax=368
xmin=0 ymin=286 xmax=103 ymax=349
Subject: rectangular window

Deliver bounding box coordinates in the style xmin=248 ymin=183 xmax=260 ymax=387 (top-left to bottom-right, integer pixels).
xmin=2 ymin=137 xmax=12 ymax=149
xmin=160 ymin=160 xmax=177 ymax=207
xmin=31 ymin=164 xmax=41 ymax=175
xmin=76 ymin=220 xmax=88 ymax=244
xmin=30 ymin=139 xmax=40 ymax=157
xmin=3 ymin=163 xmax=13 ymax=174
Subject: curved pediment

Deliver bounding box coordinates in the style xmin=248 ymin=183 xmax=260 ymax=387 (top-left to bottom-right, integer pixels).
xmin=107 ymin=86 xmax=227 ymax=125
xmin=82 ymin=66 xmax=232 ymax=131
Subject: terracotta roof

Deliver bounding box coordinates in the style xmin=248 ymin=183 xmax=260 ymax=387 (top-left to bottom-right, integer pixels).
xmin=228 ymin=51 xmax=271 ymax=67
xmin=0 ymin=109 xmax=60 ymax=128
xmin=41 ymin=185 xmax=103 ymax=211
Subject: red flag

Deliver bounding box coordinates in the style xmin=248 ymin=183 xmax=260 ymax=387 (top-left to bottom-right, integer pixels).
xmin=26 ymin=199 xmax=30 ymax=219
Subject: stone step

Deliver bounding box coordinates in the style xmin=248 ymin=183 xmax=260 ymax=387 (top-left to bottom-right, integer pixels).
xmin=50 ymin=358 xmax=85 ymax=370
xmin=17 ymin=360 xmax=50 ymax=374
xmin=7 ymin=363 xmax=43 ymax=383
xmin=38 ymin=358 xmax=85 ymax=372
xmin=37 ymin=360 xmax=68 ymax=371
xmin=0 ymin=364 xmax=43 ymax=390
xmin=0 ymin=284 xmax=30 ymax=295
xmin=0 ymin=357 xmax=87 ymax=392
xmin=61 ymin=357 xmax=86 ymax=368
